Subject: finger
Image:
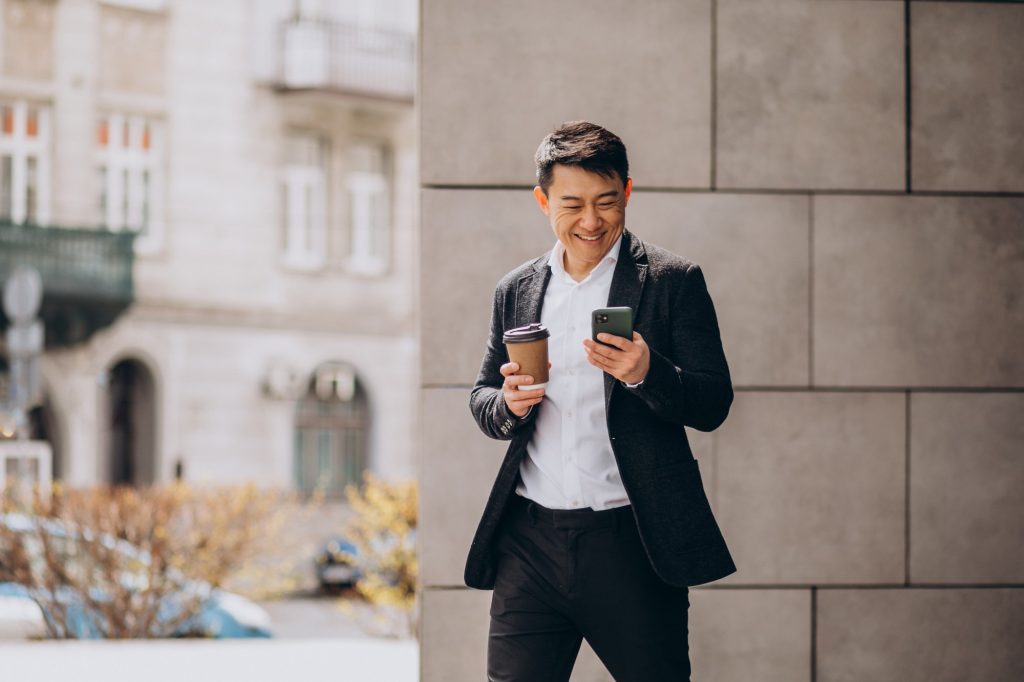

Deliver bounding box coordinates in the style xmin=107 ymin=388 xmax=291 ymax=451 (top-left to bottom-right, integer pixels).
xmin=587 ymin=354 xmax=619 ymax=377
xmin=587 ymin=343 xmax=635 ymax=374
xmin=508 ymin=385 xmax=545 ymax=397
xmin=585 ymin=338 xmax=620 ymax=361
xmin=585 ymin=347 xmax=611 ymax=369
xmin=504 ymin=369 xmax=544 ymax=387
xmin=504 ymin=374 xmax=535 ymax=388
xmin=507 ymin=391 xmax=544 ymax=410
xmin=505 ymin=385 xmax=543 ymax=400
xmin=508 ymin=397 xmax=542 ymax=417
xmin=632 ymin=331 xmax=644 ymax=343
xmin=596 ymin=333 xmax=632 ymax=350
xmin=500 ymin=362 xmax=520 ymax=377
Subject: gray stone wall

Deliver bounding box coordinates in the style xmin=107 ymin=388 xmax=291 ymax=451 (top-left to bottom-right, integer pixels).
xmin=418 ymin=1 xmax=1023 ymax=680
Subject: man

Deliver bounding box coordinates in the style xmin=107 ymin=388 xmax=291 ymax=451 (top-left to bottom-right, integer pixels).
xmin=468 ymin=121 xmax=735 ymax=681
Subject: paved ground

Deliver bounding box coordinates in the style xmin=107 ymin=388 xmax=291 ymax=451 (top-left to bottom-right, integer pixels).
xmin=1 ymin=594 xmax=418 ymax=682
xmin=0 ymin=638 xmax=418 ymax=682
xmin=258 ymin=590 xmax=366 ymax=638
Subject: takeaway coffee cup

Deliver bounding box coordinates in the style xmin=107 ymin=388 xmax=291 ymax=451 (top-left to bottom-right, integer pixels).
xmin=503 ymin=322 xmax=550 ymax=390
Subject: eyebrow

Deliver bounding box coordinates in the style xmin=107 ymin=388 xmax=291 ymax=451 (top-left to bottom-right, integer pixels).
xmin=559 ymin=190 xmax=620 ymax=201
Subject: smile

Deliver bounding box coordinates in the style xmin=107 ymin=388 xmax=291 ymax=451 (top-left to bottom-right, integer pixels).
xmin=574 ymin=232 xmax=603 ymax=242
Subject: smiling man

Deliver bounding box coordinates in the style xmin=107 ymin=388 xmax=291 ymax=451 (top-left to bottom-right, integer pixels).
xmin=467 ymin=121 xmax=736 ymax=681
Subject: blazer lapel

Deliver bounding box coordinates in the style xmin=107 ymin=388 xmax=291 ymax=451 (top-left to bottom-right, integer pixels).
xmin=514 ymin=256 xmax=552 ymax=328
xmin=603 ymin=229 xmax=648 ymax=406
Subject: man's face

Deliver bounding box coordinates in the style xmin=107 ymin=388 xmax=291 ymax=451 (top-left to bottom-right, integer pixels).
xmin=534 ymin=164 xmax=632 ymax=278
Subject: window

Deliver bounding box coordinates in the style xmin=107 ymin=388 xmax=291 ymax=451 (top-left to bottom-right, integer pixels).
xmin=293 ymin=362 xmax=369 ymax=499
xmin=0 ymin=100 xmax=50 ymax=225
xmin=96 ymin=114 xmax=164 ymax=253
xmin=281 ymin=133 xmax=328 ymax=270
xmin=346 ymin=142 xmax=390 ymax=274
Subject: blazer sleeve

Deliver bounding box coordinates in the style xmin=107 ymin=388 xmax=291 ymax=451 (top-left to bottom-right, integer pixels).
xmin=623 ymin=263 xmax=734 ymax=432
xmin=469 ymin=284 xmax=539 ymax=440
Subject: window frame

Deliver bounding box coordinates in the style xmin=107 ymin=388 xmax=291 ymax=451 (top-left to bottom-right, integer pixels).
xmin=95 ymin=112 xmax=165 ymax=254
xmin=281 ymin=132 xmax=330 ymax=272
xmin=344 ymin=140 xmax=391 ymax=276
xmin=0 ymin=99 xmax=51 ymax=226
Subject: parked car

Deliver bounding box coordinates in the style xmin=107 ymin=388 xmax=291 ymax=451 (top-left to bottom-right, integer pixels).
xmin=0 ymin=512 xmax=272 ymax=640
xmin=313 ymin=537 xmax=361 ymax=591
xmin=0 ymin=582 xmax=46 ymax=639
xmin=313 ymin=529 xmax=415 ymax=593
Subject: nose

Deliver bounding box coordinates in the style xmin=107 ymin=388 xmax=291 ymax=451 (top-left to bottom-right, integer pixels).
xmin=579 ymin=204 xmax=601 ymax=230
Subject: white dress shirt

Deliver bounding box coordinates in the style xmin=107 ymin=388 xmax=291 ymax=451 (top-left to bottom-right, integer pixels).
xmin=515 ymin=235 xmax=631 ymax=511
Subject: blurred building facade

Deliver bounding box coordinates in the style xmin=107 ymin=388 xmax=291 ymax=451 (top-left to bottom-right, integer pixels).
xmin=0 ymin=0 xmax=418 ymax=496
xmin=418 ymin=1 xmax=1023 ymax=680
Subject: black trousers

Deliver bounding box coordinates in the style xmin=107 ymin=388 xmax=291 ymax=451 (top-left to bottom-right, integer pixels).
xmin=487 ymin=493 xmax=691 ymax=682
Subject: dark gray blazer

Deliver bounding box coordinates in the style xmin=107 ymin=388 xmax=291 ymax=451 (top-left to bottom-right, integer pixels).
xmin=466 ymin=228 xmax=737 ymax=589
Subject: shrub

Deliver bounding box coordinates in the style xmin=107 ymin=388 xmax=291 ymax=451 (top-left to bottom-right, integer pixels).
xmin=0 ymin=481 xmax=286 ymax=638
xmin=341 ymin=473 xmax=418 ymax=638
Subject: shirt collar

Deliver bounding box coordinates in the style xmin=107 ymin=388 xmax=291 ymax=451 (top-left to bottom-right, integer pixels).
xmin=548 ymin=233 xmax=623 ymax=283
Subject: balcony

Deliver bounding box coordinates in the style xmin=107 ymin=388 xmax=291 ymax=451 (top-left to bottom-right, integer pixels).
xmin=0 ymin=221 xmax=135 ymax=348
xmin=274 ymin=19 xmax=416 ymax=103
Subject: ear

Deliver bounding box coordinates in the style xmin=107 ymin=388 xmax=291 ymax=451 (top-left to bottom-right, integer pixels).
xmin=623 ymin=177 xmax=633 ymax=206
xmin=533 ymin=186 xmax=550 ymax=216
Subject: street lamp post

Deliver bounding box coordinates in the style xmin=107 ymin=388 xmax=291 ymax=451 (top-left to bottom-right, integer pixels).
xmin=3 ymin=265 xmax=46 ymax=488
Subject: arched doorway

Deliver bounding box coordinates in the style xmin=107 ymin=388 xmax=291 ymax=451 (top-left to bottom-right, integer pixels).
xmin=106 ymin=358 xmax=156 ymax=486
xmin=293 ymin=361 xmax=369 ymax=499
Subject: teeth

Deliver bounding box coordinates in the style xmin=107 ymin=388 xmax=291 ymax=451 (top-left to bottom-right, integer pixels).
xmin=576 ymin=234 xmax=601 ymax=241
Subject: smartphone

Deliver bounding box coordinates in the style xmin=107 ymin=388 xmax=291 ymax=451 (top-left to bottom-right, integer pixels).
xmin=592 ymin=307 xmax=634 ymax=346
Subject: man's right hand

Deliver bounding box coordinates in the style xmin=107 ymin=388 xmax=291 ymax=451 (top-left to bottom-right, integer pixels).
xmin=501 ymin=362 xmax=546 ymax=417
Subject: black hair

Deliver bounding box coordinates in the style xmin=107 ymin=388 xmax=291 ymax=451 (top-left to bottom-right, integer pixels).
xmin=535 ymin=121 xmax=629 ymax=194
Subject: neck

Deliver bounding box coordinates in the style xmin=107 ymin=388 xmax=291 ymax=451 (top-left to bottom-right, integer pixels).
xmin=562 ymin=252 xmax=596 ymax=282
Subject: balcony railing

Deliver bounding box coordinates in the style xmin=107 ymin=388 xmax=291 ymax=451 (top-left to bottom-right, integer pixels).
xmin=276 ymin=19 xmax=415 ymax=102
xmin=0 ymin=221 xmax=135 ymax=348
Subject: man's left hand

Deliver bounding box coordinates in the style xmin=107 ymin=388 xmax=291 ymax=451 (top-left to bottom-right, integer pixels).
xmin=583 ymin=331 xmax=650 ymax=385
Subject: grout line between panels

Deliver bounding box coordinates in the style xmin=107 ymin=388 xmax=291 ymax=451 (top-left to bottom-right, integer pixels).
xmin=420 ymin=184 xmax=1024 ymax=198
xmin=808 ymin=195 xmax=815 ymax=387
xmin=905 ymin=390 xmax=912 ymax=586
xmin=710 ymin=0 xmax=718 ymax=191
xmin=905 ymin=0 xmax=913 ymax=193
